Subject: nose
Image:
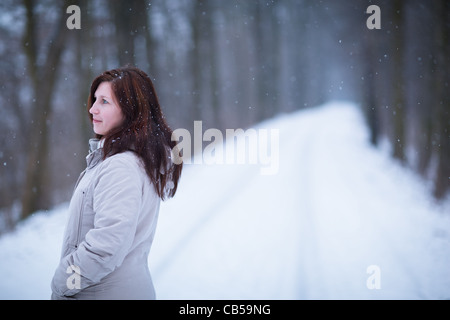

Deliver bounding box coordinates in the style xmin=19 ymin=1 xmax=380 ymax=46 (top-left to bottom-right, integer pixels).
xmin=89 ymin=101 xmax=99 ymax=115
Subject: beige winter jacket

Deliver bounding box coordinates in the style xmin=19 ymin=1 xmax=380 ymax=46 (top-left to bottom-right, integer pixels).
xmin=51 ymin=139 xmax=160 ymax=299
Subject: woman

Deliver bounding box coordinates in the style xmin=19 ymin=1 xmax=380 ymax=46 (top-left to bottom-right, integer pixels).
xmin=51 ymin=66 xmax=182 ymax=299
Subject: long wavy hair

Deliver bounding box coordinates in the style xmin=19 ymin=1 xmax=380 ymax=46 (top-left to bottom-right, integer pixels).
xmin=87 ymin=66 xmax=182 ymax=199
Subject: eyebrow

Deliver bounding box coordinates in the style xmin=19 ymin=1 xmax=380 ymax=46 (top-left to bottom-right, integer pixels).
xmin=94 ymin=94 xmax=111 ymax=100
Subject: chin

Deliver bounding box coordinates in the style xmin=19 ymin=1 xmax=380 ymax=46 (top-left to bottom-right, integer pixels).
xmin=93 ymin=130 xmax=104 ymax=136
xmin=93 ymin=126 xmax=105 ymax=136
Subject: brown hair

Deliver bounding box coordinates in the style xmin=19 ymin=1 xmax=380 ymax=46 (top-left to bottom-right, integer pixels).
xmin=87 ymin=66 xmax=182 ymax=199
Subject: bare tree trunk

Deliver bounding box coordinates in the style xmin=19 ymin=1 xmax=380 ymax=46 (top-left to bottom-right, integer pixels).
xmin=135 ymin=0 xmax=155 ymax=72
xmin=391 ymin=0 xmax=406 ymax=163
xmin=76 ymin=0 xmax=94 ymax=146
xmin=110 ymin=1 xmax=135 ymax=66
xmin=190 ymin=0 xmax=206 ymax=122
xmin=110 ymin=0 xmax=152 ymax=67
xmin=205 ymin=1 xmax=221 ymax=129
xmin=433 ymin=0 xmax=450 ymax=199
xmin=254 ymin=2 xmax=277 ymax=122
xmin=362 ymin=26 xmax=380 ymax=146
xmin=20 ymin=0 xmax=70 ymax=219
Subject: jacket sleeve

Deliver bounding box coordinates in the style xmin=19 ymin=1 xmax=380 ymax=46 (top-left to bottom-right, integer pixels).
xmin=51 ymin=154 xmax=144 ymax=297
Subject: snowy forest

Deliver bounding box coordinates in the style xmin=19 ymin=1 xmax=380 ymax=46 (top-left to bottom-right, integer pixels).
xmin=0 ymin=0 xmax=449 ymax=233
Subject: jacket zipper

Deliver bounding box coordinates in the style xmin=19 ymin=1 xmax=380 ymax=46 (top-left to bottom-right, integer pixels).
xmin=75 ymin=190 xmax=87 ymax=247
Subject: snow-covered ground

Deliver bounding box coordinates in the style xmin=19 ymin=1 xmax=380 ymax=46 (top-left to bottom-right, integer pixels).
xmin=0 ymin=101 xmax=449 ymax=300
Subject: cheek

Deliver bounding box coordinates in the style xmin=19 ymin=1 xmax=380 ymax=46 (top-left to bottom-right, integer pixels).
xmin=109 ymin=109 xmax=125 ymax=127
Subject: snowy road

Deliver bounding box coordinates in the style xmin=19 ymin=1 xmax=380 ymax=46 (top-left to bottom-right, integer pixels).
xmin=0 ymin=102 xmax=449 ymax=299
xmin=150 ymin=102 xmax=450 ymax=299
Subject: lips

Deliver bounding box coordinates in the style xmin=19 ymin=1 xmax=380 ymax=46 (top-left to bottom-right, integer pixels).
xmin=93 ymin=118 xmax=102 ymax=123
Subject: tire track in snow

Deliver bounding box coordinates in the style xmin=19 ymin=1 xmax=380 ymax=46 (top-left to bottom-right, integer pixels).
xmin=300 ymin=104 xmax=398 ymax=298
xmin=275 ymin=110 xmax=323 ymax=299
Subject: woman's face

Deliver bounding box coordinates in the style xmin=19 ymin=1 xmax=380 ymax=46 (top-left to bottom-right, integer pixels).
xmin=89 ymin=81 xmax=125 ymax=136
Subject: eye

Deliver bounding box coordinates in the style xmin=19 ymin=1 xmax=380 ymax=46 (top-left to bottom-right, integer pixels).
xmin=102 ymin=99 xmax=108 ymax=104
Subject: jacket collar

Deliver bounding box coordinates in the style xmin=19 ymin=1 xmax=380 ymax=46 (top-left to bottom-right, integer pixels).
xmin=86 ymin=138 xmax=104 ymax=168
xmin=89 ymin=138 xmax=104 ymax=153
